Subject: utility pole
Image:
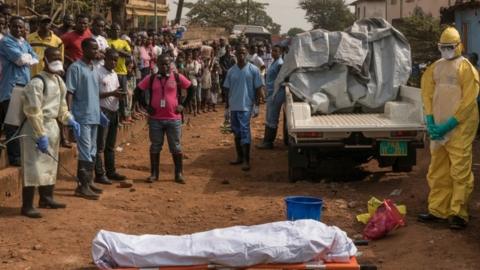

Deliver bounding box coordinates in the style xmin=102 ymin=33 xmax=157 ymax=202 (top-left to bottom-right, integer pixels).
xmin=246 ymin=0 xmax=250 ymax=25
xmin=175 ymin=0 xmax=185 ymax=24
xmin=154 ymin=0 xmax=158 ymax=32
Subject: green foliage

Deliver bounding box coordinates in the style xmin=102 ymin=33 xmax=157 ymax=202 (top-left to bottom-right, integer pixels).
xmin=287 ymin=27 xmax=305 ymax=37
xmin=185 ymin=0 xmax=281 ymax=34
xmin=299 ymin=0 xmax=355 ymax=31
xmin=394 ymin=7 xmax=442 ymax=64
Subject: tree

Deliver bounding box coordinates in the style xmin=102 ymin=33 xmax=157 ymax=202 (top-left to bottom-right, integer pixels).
xmin=287 ymin=27 xmax=305 ymax=37
xmin=185 ymin=0 xmax=281 ymax=34
xmin=299 ymin=0 xmax=355 ymax=31
xmin=394 ymin=7 xmax=442 ymax=65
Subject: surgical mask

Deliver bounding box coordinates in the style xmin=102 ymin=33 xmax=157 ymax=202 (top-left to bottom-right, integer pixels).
xmin=46 ymin=59 xmax=64 ymax=73
xmin=440 ymin=49 xmax=456 ymax=60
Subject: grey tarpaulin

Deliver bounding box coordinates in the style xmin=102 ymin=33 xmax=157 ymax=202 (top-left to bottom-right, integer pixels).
xmin=275 ymin=18 xmax=412 ymax=114
xmin=92 ymin=220 xmax=357 ymax=269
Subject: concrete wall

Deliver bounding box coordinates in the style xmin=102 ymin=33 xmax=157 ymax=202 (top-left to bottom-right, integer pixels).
xmin=455 ymin=8 xmax=480 ymax=56
xmin=355 ymin=1 xmax=386 ymax=19
xmin=386 ymin=0 xmax=455 ymax=22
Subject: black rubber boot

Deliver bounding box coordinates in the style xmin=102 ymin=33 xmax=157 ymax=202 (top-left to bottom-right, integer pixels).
xmin=21 ymin=186 xmax=42 ymax=218
xmin=241 ymin=144 xmax=251 ymax=171
xmin=449 ymin=216 xmax=467 ymax=230
xmin=146 ymin=153 xmax=160 ymax=183
xmin=88 ymin=160 xmax=103 ymax=194
xmin=38 ymin=185 xmax=66 ymax=209
xmin=173 ymin=153 xmax=185 ymax=184
xmin=417 ymin=213 xmax=447 ymax=223
xmin=230 ymin=137 xmax=243 ymax=165
xmin=95 ymin=154 xmax=112 ymax=185
xmin=256 ymin=127 xmax=277 ymax=150
xmin=74 ymin=160 xmax=100 ymax=200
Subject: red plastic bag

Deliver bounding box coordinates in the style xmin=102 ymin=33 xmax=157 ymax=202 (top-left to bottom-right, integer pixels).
xmin=363 ymin=199 xmax=406 ymax=240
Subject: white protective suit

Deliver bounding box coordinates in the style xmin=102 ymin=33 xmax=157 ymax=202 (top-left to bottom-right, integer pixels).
xmin=21 ymin=71 xmax=72 ymax=187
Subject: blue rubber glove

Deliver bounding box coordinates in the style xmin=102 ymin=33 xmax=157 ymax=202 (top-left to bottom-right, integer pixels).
xmin=100 ymin=112 xmax=110 ymax=128
xmin=68 ymin=118 xmax=81 ymax=139
xmin=435 ymin=117 xmax=459 ymax=138
xmin=36 ymin=136 xmax=49 ymax=153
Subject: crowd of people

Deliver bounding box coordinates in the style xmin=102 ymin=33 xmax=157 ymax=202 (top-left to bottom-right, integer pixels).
xmin=1 ymin=3 xmax=475 ymax=234
xmin=0 ymin=4 xmax=287 ymax=219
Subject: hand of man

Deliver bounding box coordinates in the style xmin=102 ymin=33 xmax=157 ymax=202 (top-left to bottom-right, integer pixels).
xmin=36 ymin=136 xmax=49 ymax=154
xmin=68 ymin=118 xmax=81 ymax=139
xmin=113 ymin=89 xmax=127 ymax=98
xmin=434 ymin=117 xmax=459 ymax=138
xmin=252 ymin=105 xmax=259 ymax=118
xmin=100 ymin=112 xmax=110 ymax=128
xmin=175 ymin=105 xmax=184 ymax=114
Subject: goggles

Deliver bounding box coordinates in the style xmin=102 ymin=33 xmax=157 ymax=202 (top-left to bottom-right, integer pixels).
xmin=438 ymin=43 xmax=459 ymax=51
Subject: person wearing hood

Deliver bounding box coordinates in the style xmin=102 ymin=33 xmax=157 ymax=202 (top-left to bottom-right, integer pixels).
xmin=20 ymin=47 xmax=80 ymax=218
xmin=419 ymin=27 xmax=480 ymax=230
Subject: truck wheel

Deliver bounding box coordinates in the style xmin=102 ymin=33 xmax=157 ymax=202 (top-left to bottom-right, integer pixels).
xmin=283 ymin=110 xmax=289 ymax=146
xmin=288 ymin=167 xmax=304 ymax=183
xmin=392 ymin=162 xmax=412 ymax=173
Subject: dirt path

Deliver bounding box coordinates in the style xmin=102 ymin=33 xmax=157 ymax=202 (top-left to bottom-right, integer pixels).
xmin=1 ymin=108 xmax=480 ymax=269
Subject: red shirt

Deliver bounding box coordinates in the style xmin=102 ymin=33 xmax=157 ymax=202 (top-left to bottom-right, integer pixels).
xmin=138 ymin=72 xmax=191 ymax=120
xmin=62 ymin=29 xmax=92 ymax=62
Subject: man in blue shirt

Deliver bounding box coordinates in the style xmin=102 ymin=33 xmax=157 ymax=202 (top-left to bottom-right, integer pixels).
xmin=223 ymin=44 xmax=264 ymax=171
xmin=257 ymin=45 xmax=285 ymax=150
xmin=0 ymin=16 xmax=38 ymax=166
xmin=66 ymin=38 xmax=108 ymax=200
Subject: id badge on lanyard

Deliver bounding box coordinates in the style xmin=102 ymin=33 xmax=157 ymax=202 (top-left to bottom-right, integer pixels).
xmin=160 ymin=76 xmax=168 ymax=108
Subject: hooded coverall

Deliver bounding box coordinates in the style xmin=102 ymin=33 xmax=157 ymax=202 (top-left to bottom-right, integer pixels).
xmin=421 ymin=56 xmax=479 ymax=221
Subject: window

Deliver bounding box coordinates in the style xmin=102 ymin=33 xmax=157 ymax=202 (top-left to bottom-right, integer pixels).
xmin=391 ymin=0 xmax=397 ymax=4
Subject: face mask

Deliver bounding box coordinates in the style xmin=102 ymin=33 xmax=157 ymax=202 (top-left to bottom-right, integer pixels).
xmin=46 ymin=59 xmax=64 ymax=73
xmin=440 ymin=48 xmax=456 ymax=60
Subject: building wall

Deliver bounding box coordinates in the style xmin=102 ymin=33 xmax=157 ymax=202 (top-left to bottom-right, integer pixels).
xmin=455 ymin=8 xmax=480 ymax=56
xmin=386 ymin=0 xmax=455 ymax=22
xmin=355 ymin=1 xmax=386 ymax=19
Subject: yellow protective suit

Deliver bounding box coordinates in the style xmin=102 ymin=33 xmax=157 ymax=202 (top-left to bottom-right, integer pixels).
xmin=421 ymin=55 xmax=480 ymax=221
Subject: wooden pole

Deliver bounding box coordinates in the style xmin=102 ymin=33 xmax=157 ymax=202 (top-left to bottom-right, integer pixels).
xmin=175 ymin=0 xmax=184 ymax=24
xmin=154 ymin=0 xmax=158 ymax=32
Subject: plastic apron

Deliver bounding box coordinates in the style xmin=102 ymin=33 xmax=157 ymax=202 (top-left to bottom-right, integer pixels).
xmin=431 ymin=57 xmax=463 ymax=151
xmin=20 ymin=74 xmax=64 ymax=187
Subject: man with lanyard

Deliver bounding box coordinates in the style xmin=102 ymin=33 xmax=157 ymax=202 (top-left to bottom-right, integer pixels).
xmin=224 ymin=44 xmax=264 ymax=171
xmin=257 ymin=45 xmax=284 ymax=149
xmin=28 ymin=15 xmax=64 ymax=77
xmin=0 ymin=16 xmax=38 ymax=166
xmin=20 ymin=47 xmax=80 ymax=218
xmin=61 ymin=14 xmax=92 ymax=68
xmin=136 ymin=54 xmax=194 ymax=184
xmin=91 ymin=16 xmax=109 ymax=68
xmin=66 ymin=38 xmax=109 ymax=200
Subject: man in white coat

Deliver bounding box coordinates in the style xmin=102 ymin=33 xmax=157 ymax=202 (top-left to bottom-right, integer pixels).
xmin=20 ymin=47 xmax=80 ymax=218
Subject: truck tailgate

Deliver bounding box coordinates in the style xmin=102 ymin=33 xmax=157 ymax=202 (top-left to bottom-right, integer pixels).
xmin=296 ymin=113 xmax=424 ymax=132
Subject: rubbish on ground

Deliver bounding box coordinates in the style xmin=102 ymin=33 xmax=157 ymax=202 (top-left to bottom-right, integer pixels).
xmin=115 ymin=146 xmax=123 ymax=152
xmin=356 ymin=197 xmax=406 ymax=224
xmin=92 ymin=220 xmax=357 ymax=269
xmin=362 ymin=199 xmax=406 ymax=240
xmin=118 ymin=180 xmax=133 ymax=188
xmin=389 ymin=189 xmax=402 ymax=196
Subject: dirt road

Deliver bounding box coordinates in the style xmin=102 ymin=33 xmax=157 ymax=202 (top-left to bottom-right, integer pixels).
xmin=1 ymin=108 xmax=480 ymax=269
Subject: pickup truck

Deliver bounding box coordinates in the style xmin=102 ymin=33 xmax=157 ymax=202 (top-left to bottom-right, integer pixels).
xmin=284 ymin=85 xmax=426 ymax=182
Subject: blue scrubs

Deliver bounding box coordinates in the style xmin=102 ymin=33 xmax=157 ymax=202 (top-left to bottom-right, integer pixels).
xmin=265 ymin=57 xmax=285 ymax=129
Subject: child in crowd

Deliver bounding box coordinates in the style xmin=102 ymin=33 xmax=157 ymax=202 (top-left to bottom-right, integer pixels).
xmin=201 ymin=57 xmax=212 ymax=113
xmin=210 ymin=62 xmax=220 ymax=112
xmin=185 ymin=50 xmax=202 ymax=116
xmin=125 ymin=57 xmax=137 ymax=121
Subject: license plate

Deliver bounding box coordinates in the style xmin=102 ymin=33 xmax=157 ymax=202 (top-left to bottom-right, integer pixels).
xmin=380 ymin=141 xmax=408 ymax=156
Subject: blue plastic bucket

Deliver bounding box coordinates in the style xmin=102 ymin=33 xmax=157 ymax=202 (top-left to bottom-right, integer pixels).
xmin=285 ymin=196 xmax=323 ymax=221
